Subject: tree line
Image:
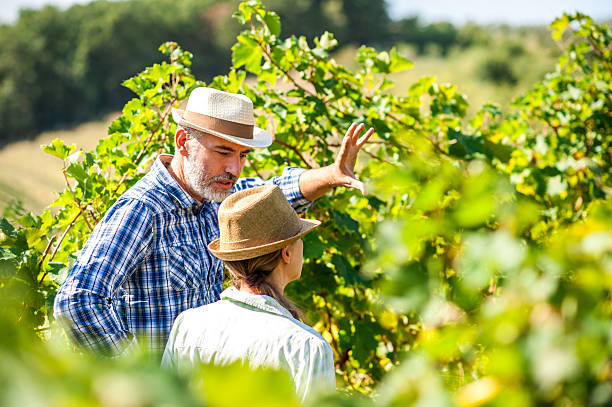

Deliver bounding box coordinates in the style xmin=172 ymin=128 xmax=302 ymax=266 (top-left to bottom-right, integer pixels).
xmin=0 ymin=0 xmax=483 ymax=145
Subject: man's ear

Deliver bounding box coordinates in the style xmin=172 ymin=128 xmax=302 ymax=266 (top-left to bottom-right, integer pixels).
xmin=280 ymin=245 xmax=291 ymax=264
xmin=175 ymin=128 xmax=189 ymax=156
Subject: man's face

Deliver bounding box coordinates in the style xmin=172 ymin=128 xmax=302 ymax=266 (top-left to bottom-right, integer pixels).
xmin=183 ymin=131 xmax=252 ymax=202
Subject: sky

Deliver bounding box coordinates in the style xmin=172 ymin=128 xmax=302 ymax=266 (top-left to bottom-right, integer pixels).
xmin=387 ymin=0 xmax=612 ymax=25
xmin=1 ymin=0 xmax=612 ymax=25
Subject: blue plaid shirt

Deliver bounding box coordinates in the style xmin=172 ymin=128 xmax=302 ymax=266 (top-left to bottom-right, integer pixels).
xmin=54 ymin=155 xmax=312 ymax=356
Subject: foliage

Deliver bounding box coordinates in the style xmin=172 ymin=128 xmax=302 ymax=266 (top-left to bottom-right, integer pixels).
xmin=0 ymin=0 xmax=391 ymax=144
xmin=487 ymin=13 xmax=611 ymax=233
xmin=0 ymin=304 xmax=299 ymax=407
xmin=0 ymin=2 xmax=610 ymax=406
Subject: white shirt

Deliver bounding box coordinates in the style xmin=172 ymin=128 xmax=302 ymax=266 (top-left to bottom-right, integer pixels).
xmin=162 ymin=286 xmax=335 ymax=401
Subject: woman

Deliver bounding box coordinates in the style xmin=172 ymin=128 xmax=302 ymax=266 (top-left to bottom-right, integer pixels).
xmin=162 ymin=185 xmax=335 ymax=401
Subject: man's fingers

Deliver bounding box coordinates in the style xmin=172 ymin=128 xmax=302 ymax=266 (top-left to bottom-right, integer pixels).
xmin=336 ymin=131 xmax=352 ymax=164
xmin=351 ymin=123 xmax=365 ymax=144
xmin=357 ymin=128 xmax=374 ymax=147
xmin=346 ymin=178 xmax=368 ymax=196
xmin=345 ymin=123 xmax=357 ymax=140
xmin=337 ymin=123 xmax=372 ymax=168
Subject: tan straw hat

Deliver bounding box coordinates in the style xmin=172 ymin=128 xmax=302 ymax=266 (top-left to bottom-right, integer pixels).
xmin=208 ymin=185 xmax=320 ymax=261
xmin=172 ymin=87 xmax=273 ymax=148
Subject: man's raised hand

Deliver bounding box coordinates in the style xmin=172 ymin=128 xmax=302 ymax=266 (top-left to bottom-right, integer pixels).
xmin=331 ymin=123 xmax=375 ymax=195
xmin=296 ymin=122 xmax=375 ymax=201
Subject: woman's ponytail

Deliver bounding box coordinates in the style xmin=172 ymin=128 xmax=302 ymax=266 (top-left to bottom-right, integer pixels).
xmin=224 ymin=249 xmax=304 ymax=321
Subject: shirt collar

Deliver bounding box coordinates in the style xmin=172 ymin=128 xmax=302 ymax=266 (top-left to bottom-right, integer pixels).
xmin=221 ymin=286 xmax=296 ymax=320
xmin=152 ymin=154 xmax=197 ymax=208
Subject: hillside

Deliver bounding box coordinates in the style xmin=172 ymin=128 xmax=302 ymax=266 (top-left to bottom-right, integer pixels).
xmin=0 ymin=114 xmax=116 ymax=213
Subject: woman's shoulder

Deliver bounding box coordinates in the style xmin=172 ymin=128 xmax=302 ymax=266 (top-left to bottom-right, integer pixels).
xmin=175 ymin=299 xmax=235 ymax=325
xmin=282 ymin=320 xmax=332 ymax=351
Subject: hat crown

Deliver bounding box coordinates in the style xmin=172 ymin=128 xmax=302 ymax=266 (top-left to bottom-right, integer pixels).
xmin=185 ymin=87 xmax=254 ymax=125
xmin=217 ymin=186 xmax=302 ymax=252
xmin=172 ymin=87 xmax=272 ymax=148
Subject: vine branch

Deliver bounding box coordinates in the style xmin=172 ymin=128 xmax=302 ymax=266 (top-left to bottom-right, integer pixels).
xmin=273 ymin=139 xmax=314 ymax=169
xmin=111 ymin=102 xmax=174 ymax=197
xmin=38 ymin=212 xmax=81 ymax=285
xmin=246 ymin=157 xmax=265 ymax=179
xmin=62 ymin=170 xmax=93 ymax=232
xmin=37 ymin=236 xmax=57 ymax=268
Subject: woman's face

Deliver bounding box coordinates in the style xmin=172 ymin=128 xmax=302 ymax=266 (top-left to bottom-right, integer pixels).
xmin=285 ymin=238 xmax=304 ymax=283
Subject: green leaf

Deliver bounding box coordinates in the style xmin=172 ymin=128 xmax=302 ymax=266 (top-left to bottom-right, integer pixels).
xmin=232 ymin=35 xmax=263 ymax=73
xmin=0 ymin=247 xmax=16 ymax=261
xmin=332 ymin=254 xmax=358 ymax=285
xmin=44 ymin=262 xmax=66 ymax=275
xmin=409 ymin=76 xmax=436 ymax=98
xmin=0 ymin=217 xmax=16 ymax=237
xmin=302 ymin=231 xmax=325 ymax=259
xmin=332 ymin=211 xmax=360 ymax=235
xmin=550 ymin=14 xmax=570 ymax=41
xmin=17 ymin=213 xmax=38 ymax=228
xmin=458 ymin=231 xmax=526 ymax=291
xmin=226 ymin=69 xmax=246 ymax=93
xmin=373 ymin=51 xmax=391 ymax=73
xmin=0 ymin=258 xmax=17 ymax=279
xmin=41 ymin=139 xmax=75 ymax=160
xmin=371 ymin=118 xmax=392 ymax=135
xmin=378 ymin=77 xmax=395 ymax=91
xmin=319 ymin=32 xmax=338 ymax=50
xmin=337 ymin=317 xmax=353 ymax=350
xmin=237 ymin=1 xmax=256 ymax=23
xmin=389 ymin=48 xmax=413 ymax=73
xmin=263 ymin=12 xmax=281 ymax=36
xmin=352 ymin=318 xmax=379 ymax=365
xmin=547 ymin=175 xmax=568 ymax=196
xmin=50 ymin=190 xmax=77 ymax=208
xmin=66 ymin=163 xmax=88 ymax=183
xmin=312 ymin=47 xmax=328 ymax=59
xmin=448 ymin=129 xmax=484 ymax=158
xmin=482 ymin=139 xmax=514 ymax=163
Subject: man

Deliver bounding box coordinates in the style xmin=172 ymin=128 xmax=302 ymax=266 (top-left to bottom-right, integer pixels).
xmin=54 ymin=87 xmax=373 ymax=356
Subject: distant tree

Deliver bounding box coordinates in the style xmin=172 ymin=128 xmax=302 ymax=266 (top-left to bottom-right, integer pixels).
xmin=263 ymin=0 xmax=337 ymax=41
xmin=479 ymin=57 xmax=518 ymax=85
xmin=391 ymin=16 xmax=458 ymax=55
xmin=340 ymin=0 xmax=390 ymax=44
xmin=0 ymin=6 xmax=83 ymax=141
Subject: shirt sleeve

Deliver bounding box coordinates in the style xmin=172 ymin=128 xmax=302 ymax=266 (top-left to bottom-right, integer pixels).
xmin=295 ymin=337 xmax=336 ymax=402
xmin=53 ymin=198 xmax=153 ymax=356
xmin=233 ymin=166 xmax=314 ymax=214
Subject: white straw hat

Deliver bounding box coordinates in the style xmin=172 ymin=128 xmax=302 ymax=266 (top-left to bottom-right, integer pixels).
xmin=172 ymin=87 xmax=272 ymax=148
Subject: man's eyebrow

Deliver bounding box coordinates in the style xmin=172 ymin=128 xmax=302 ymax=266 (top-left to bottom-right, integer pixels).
xmin=214 ymin=145 xmax=252 ymax=155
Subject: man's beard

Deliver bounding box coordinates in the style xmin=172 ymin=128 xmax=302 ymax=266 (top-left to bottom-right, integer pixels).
xmin=184 ymin=154 xmax=237 ymax=202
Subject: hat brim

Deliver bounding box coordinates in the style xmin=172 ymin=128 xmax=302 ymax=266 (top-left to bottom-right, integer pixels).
xmin=208 ymin=218 xmax=321 ymax=261
xmin=172 ymin=108 xmax=273 ymax=148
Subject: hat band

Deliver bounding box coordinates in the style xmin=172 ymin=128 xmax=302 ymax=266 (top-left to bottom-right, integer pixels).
xmin=183 ymin=111 xmax=254 ymax=140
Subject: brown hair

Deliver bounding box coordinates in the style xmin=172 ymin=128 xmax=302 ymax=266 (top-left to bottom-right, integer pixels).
xmin=224 ymin=249 xmax=304 ymax=320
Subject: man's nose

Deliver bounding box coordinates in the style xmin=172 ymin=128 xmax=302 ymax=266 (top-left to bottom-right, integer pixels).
xmin=225 ymin=156 xmax=242 ymax=178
